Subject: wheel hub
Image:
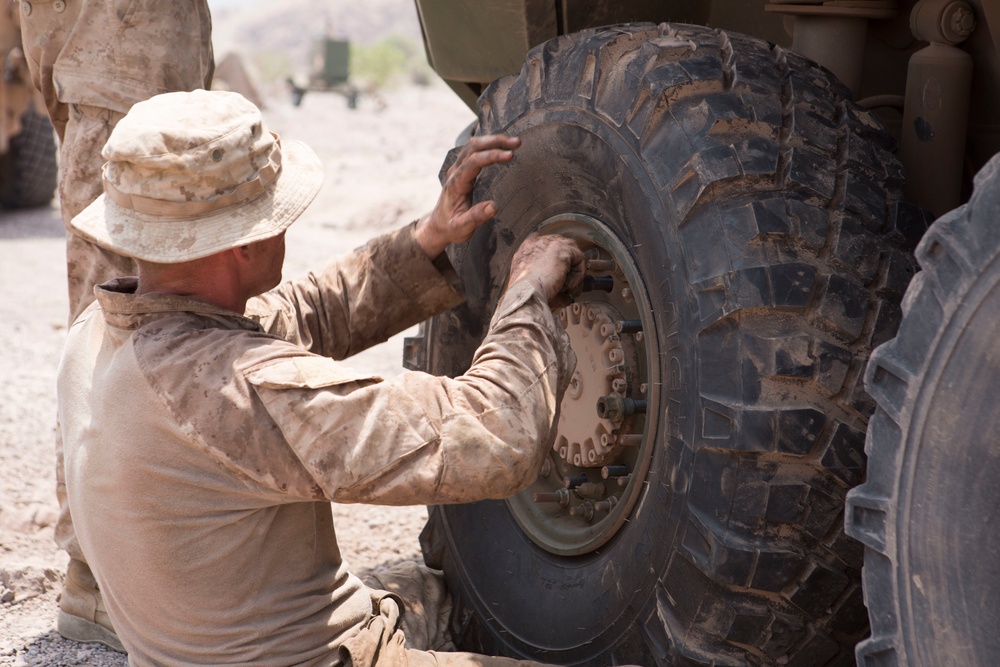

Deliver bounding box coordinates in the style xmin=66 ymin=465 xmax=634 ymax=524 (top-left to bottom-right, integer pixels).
xmin=505 ymin=214 xmax=659 ymax=556
xmin=554 ymin=301 xmax=632 ymax=468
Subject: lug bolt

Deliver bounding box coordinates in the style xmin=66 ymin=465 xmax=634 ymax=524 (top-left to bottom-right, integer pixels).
xmin=622 ymin=287 xmax=634 ymax=302
xmin=596 ymin=394 xmax=647 ymax=422
xmin=569 ymin=501 xmax=595 ymax=521
xmin=582 ymin=275 xmax=615 ymax=293
xmin=600 ymin=433 xmax=617 ymax=447
xmin=601 ymin=465 xmax=629 ymax=479
xmin=539 ymin=458 xmax=552 ymax=478
xmin=640 ymin=383 xmax=648 ymax=395
xmin=576 ymin=482 xmax=606 ymax=498
xmin=533 ymin=488 xmax=570 ymax=506
xmin=616 ymin=319 xmax=642 ymax=334
xmin=586 ymin=259 xmax=617 ymax=273
xmin=595 ymin=496 xmax=619 ymax=513
xmin=619 ymin=433 xmax=643 ymax=447
xmin=563 ymin=474 xmax=589 ymax=489
xmin=617 ymin=475 xmax=633 ymax=487
xmin=611 ymin=378 xmax=627 ymax=394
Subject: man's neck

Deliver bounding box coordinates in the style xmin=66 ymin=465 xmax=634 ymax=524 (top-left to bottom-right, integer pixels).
xmin=136 ymin=255 xmax=248 ymax=314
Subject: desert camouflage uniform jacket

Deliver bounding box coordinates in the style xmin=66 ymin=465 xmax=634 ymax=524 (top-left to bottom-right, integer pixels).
xmin=56 ymin=222 xmax=573 ymax=666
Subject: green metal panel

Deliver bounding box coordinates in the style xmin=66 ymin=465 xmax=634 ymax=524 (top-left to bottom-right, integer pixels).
xmin=415 ymin=0 xmax=557 ymax=84
xmin=414 ymin=0 xmax=790 ymax=108
xmin=314 ymin=38 xmax=350 ymax=87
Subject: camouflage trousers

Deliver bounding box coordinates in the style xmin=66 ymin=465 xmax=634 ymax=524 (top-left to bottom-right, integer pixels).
xmin=61 ymin=103 xmax=137 ymax=325
xmin=353 ymin=561 xmax=555 ymax=667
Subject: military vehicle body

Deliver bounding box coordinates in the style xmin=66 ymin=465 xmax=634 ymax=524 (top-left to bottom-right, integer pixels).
xmin=405 ymin=1 xmax=1000 ymax=665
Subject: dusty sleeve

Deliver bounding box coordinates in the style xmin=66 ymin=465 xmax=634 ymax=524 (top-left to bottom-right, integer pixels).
xmin=244 ymin=221 xmax=464 ymax=360
xmin=245 ymin=281 xmax=576 ymax=505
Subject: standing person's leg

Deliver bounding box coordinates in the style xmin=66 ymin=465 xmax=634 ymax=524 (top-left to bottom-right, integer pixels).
xmin=18 ymin=3 xmax=131 ymax=651
xmin=52 ymin=103 xmax=132 ymax=652
xmin=21 ymin=0 xmax=213 ymax=648
xmin=61 ymin=104 xmax=135 ymax=322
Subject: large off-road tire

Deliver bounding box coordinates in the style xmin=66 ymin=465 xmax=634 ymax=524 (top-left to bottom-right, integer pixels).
xmin=845 ymin=156 xmax=1000 ymax=666
xmin=0 ymin=108 xmax=58 ymax=209
xmin=417 ymin=24 xmax=925 ymax=666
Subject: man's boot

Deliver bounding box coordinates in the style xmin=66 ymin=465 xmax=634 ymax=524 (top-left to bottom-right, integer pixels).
xmin=56 ymin=558 xmax=125 ymax=653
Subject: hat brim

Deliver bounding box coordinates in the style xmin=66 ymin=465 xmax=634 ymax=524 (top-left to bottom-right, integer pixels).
xmin=70 ymin=139 xmax=324 ymax=264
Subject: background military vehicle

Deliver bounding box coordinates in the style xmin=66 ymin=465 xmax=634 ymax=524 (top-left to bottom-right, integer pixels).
xmin=405 ymin=1 xmax=1000 ymax=665
xmin=0 ymin=0 xmax=56 ymax=210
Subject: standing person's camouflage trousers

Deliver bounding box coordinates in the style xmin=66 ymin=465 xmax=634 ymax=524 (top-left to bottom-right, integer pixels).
xmin=17 ymin=0 xmax=213 ymax=651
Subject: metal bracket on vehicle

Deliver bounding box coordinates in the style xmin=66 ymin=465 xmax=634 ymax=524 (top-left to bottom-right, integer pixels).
xmin=900 ymin=0 xmax=976 ymax=217
xmin=402 ymin=321 xmax=430 ymax=372
xmin=765 ymin=1 xmax=900 ymax=97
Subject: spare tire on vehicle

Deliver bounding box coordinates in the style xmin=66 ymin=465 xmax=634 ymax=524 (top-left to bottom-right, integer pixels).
xmin=846 ymin=154 xmax=1000 ymax=666
xmin=415 ymin=23 xmax=926 ymax=665
xmin=0 ymin=107 xmax=58 ymax=210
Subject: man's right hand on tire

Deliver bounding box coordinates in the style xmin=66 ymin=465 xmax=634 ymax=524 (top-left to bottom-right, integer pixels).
xmin=507 ymin=233 xmax=586 ymax=307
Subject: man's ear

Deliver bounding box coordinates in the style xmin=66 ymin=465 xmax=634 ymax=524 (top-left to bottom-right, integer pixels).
xmin=234 ymin=245 xmax=252 ymax=262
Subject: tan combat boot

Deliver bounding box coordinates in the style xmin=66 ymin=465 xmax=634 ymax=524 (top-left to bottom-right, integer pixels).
xmin=56 ymin=558 xmax=125 ymax=653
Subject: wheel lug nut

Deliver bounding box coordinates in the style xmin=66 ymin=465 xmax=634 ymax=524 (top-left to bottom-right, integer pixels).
xmin=595 ymin=496 xmax=619 ymax=513
xmin=616 ymin=319 xmax=642 ymax=334
xmin=576 ymin=482 xmax=606 ymax=498
xmin=611 ymin=378 xmax=627 ymax=393
xmin=619 ymin=433 xmax=643 ymax=447
xmin=601 ymin=465 xmax=629 ymax=479
xmin=563 ymin=474 xmax=589 ymax=489
xmin=622 ymin=287 xmax=634 ymax=302
xmin=582 ymin=275 xmax=614 ymax=293
xmin=532 ymin=488 xmax=570 ymax=506
xmin=596 ymin=394 xmax=647 ymax=421
xmin=569 ymin=501 xmax=595 ymax=521
xmin=539 ymin=458 xmax=552 ymax=478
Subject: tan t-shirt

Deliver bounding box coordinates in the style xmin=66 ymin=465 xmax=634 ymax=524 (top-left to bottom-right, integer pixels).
xmin=57 ymin=224 xmax=573 ymax=665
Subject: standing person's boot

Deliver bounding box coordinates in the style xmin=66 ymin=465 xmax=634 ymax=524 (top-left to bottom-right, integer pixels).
xmin=56 ymin=558 xmax=125 ymax=653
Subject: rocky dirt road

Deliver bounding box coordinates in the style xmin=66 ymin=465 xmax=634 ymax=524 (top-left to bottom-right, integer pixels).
xmin=0 ymin=83 xmax=474 ymax=666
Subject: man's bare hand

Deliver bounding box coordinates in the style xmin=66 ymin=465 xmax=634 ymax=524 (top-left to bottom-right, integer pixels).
xmin=415 ymin=134 xmax=521 ymax=258
xmin=508 ymin=234 xmax=586 ymax=307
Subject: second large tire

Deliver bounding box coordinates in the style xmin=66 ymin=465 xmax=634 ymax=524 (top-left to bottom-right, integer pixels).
xmin=846 ymin=154 xmax=1000 ymax=666
xmin=419 ymin=24 xmax=926 ymax=666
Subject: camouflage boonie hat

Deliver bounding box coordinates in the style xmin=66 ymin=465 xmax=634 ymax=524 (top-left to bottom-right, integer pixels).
xmin=71 ymin=89 xmax=323 ymax=263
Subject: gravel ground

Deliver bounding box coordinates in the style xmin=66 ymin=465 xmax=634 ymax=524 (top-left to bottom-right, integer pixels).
xmin=0 ymin=82 xmax=475 ymax=666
